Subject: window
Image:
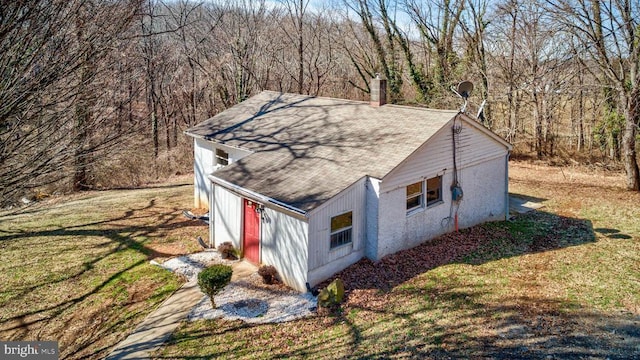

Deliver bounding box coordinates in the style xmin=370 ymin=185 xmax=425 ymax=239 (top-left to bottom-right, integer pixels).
xmin=406 ymin=181 xmax=423 ymax=211
xmin=406 ymin=176 xmax=442 ymax=213
xmin=215 ymin=148 xmax=229 ymax=166
xmin=330 ymin=211 xmax=352 ymax=249
xmin=426 ymin=176 xmax=442 ymax=206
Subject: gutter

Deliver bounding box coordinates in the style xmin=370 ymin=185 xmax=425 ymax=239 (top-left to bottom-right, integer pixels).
xmin=185 ymin=131 xmax=253 ymax=153
xmin=208 ymin=175 xmax=308 ymax=221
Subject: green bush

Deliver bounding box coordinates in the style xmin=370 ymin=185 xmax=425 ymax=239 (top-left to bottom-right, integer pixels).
xmin=318 ymin=278 xmax=345 ymax=308
xmin=197 ymin=264 xmax=233 ymax=308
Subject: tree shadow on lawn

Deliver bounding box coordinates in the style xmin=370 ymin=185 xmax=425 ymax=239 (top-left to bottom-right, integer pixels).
xmin=329 ymin=283 xmax=640 ymax=359
xmin=154 ymin=213 xmax=638 ymax=359
xmin=303 ymin=211 xmax=639 ymax=358
xmin=0 ymin=199 xmax=204 ymax=359
xmin=594 ymin=227 xmax=634 ymax=240
xmin=156 ymin=211 xmax=631 ymax=359
xmin=323 ymin=210 xmax=595 ymax=293
xmin=156 ymin=281 xmax=639 ymax=359
xmin=0 ymin=183 xmax=191 ymax=220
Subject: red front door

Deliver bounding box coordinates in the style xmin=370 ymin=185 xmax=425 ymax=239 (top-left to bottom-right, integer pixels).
xmin=243 ymin=199 xmax=260 ymax=264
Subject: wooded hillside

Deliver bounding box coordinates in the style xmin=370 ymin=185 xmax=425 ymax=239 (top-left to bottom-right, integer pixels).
xmin=2 ymin=0 xmax=639 ymax=206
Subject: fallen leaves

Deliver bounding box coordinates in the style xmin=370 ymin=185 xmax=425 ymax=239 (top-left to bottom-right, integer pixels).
xmin=319 ymin=209 xmax=595 ymax=319
xmin=321 ymin=225 xmax=506 ymax=293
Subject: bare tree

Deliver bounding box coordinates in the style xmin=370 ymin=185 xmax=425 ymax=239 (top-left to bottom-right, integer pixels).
xmin=490 ymin=0 xmax=524 ymax=142
xmin=5 ymin=0 xmax=639 ymax=205
xmin=139 ymin=0 xmax=162 ymax=158
xmin=305 ymin=12 xmax=339 ymax=95
xmin=167 ymin=0 xmax=207 ymax=128
xmin=343 ymin=0 xmax=403 ymax=102
xmin=0 ymin=0 xmax=141 ymax=205
xmin=550 ymin=0 xmax=640 ymax=190
xmin=404 ymin=0 xmax=464 ymax=95
xmin=459 ymin=0 xmax=492 ymax=126
xmin=274 ymin=1 xmax=337 ymax=95
xmin=489 ymin=0 xmax=571 ymax=157
xmin=277 ymin=0 xmax=309 ymax=94
xmin=211 ymin=0 xmax=276 ymax=104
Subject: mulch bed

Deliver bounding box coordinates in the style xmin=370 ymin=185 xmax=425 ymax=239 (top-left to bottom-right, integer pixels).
xmin=319 ymin=224 xmax=509 ymax=293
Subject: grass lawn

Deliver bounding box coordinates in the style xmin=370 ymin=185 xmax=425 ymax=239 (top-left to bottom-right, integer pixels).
xmin=156 ymin=161 xmax=639 ymax=359
xmin=0 ymin=177 xmax=207 ymax=359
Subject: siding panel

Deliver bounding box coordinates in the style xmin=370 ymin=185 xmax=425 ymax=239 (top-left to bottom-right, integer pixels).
xmin=376 ymin=156 xmax=507 ymax=260
xmin=213 ymin=185 xmax=242 ymax=248
xmin=381 ymin=119 xmax=508 ymax=193
xmin=376 ymin=118 xmax=510 ymax=260
xmin=261 ymin=208 xmax=309 ymax=292
xmin=193 ymin=138 xmax=251 ymax=209
xmin=194 ymin=138 xmax=213 ymax=208
xmin=365 ymin=177 xmax=381 ymax=260
xmin=306 ymin=177 xmax=368 ymax=285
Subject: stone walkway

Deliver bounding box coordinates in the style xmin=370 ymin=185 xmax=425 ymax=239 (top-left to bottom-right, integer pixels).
xmin=106 ymin=261 xmax=257 ymax=360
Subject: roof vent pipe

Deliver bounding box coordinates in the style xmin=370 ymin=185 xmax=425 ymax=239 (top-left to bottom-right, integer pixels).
xmin=370 ymin=74 xmax=387 ymax=107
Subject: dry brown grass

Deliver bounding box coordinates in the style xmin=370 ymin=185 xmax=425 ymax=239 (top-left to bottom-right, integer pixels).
xmin=0 ymin=177 xmax=205 ymax=359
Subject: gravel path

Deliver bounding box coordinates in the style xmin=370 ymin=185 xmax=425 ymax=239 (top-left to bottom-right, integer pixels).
xmin=158 ymin=251 xmax=231 ymax=282
xmin=157 ymin=251 xmax=317 ymax=324
xmin=189 ymin=273 xmax=317 ymax=324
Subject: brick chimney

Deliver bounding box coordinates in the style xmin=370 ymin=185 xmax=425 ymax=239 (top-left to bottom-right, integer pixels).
xmin=370 ymin=74 xmax=387 ymax=107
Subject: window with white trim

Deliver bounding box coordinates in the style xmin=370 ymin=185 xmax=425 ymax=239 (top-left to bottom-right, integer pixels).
xmin=406 ymin=176 xmax=443 ymax=214
xmin=330 ymin=211 xmax=352 ymax=249
xmin=406 ymin=181 xmax=423 ymax=211
xmin=215 ymin=148 xmax=229 ymax=166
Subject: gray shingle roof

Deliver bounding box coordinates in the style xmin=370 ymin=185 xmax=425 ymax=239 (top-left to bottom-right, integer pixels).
xmin=185 ymin=91 xmax=458 ymax=212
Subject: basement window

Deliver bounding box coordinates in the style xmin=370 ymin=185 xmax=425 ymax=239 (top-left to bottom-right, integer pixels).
xmin=330 ymin=211 xmax=352 ymax=249
xmin=215 ymin=148 xmax=229 ymax=166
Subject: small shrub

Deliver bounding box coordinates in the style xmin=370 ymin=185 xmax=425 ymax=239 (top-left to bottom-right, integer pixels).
xmin=258 ymin=265 xmax=278 ymax=285
xmin=217 ymin=241 xmax=238 ymax=259
xmin=197 ymin=264 xmax=233 ymax=308
xmin=318 ymin=278 xmax=345 ymax=308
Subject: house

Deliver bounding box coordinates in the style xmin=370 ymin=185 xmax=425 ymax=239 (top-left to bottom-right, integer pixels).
xmin=185 ymin=78 xmax=512 ymax=292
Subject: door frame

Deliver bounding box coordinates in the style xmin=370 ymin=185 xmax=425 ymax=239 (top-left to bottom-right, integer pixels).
xmin=242 ymin=198 xmax=261 ymax=264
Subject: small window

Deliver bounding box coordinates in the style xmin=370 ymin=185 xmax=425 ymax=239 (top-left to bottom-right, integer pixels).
xmin=426 ymin=176 xmax=442 ymax=206
xmin=330 ymin=211 xmax=352 ymax=249
xmin=215 ymin=148 xmax=229 ymax=166
xmin=406 ymin=181 xmax=423 ymax=211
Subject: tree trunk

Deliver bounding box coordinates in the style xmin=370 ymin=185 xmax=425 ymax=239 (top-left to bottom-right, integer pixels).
xmin=297 ymin=0 xmax=304 ymax=94
xmin=533 ymin=91 xmax=543 ymax=158
xmin=623 ymin=90 xmax=640 ymax=190
xmin=73 ymin=4 xmax=94 ymax=191
xmin=506 ymin=1 xmax=518 ymax=143
xmin=577 ymin=87 xmax=584 ymax=151
xmin=151 ymin=103 xmax=159 ymax=157
xmin=73 ymin=100 xmax=91 ymax=191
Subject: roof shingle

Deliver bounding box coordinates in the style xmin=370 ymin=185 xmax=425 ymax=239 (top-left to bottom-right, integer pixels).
xmin=185 ymin=91 xmax=458 ymax=211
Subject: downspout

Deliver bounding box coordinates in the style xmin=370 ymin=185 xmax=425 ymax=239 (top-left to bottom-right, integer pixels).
xmin=210 ymin=181 xmax=216 ymax=247
xmin=505 ymin=152 xmax=510 ymax=220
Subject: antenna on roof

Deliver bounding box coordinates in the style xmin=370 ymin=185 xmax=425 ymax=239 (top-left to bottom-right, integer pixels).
xmin=451 ymin=81 xmax=474 ymax=113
